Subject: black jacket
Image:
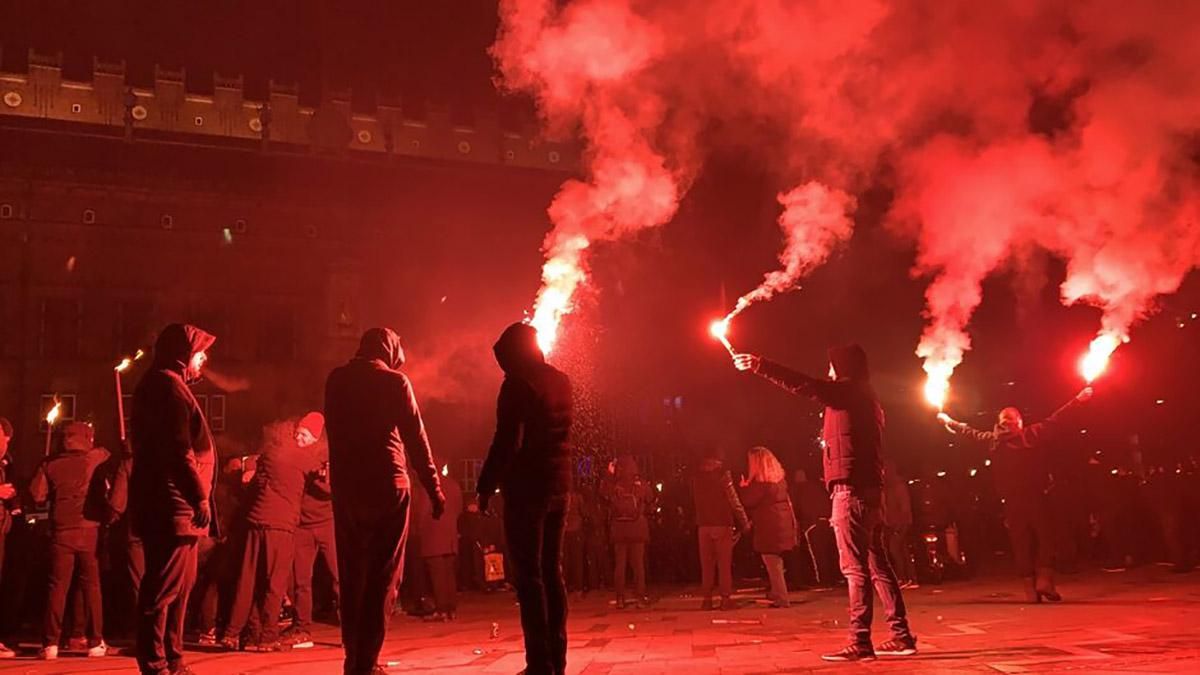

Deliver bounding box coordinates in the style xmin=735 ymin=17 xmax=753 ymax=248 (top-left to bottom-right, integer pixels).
xmin=130 ymin=324 xmax=219 ymax=538
xmin=741 ymin=479 xmax=798 ymax=553
xmin=245 ymin=420 xmax=322 ymax=532
xmin=477 ymin=323 xmax=573 ymax=506
xmin=30 ymin=447 xmax=111 ymax=534
xmin=299 ymin=441 xmax=332 ymax=528
xmin=757 ymin=345 xmax=884 ymax=489
xmin=692 ymin=460 xmax=750 ymax=530
xmin=325 ymin=328 xmax=442 ymax=509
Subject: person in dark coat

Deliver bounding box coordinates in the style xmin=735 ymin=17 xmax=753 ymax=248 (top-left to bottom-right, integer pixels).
xmin=224 ymin=415 xmax=323 ymax=651
xmin=939 ymin=386 xmax=1093 ymax=602
xmin=477 ymin=322 xmax=573 ymax=675
xmin=692 ymin=449 xmax=750 ymax=610
xmin=29 ymin=421 xmax=112 ymax=658
xmin=601 ymin=455 xmax=653 ymax=610
xmin=290 ymin=414 xmax=336 ymax=647
xmin=413 ymin=470 xmax=462 ymax=621
xmin=326 ymin=327 xmax=445 ymax=675
xmin=734 ymin=345 xmax=916 ymax=661
xmin=0 ymin=417 xmax=18 ymax=659
xmin=739 ymin=446 xmax=797 ymax=609
xmin=130 ymin=323 xmax=218 ymax=675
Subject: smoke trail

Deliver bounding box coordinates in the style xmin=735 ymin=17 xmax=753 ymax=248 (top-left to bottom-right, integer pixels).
xmin=726 ymin=182 xmax=856 ymax=320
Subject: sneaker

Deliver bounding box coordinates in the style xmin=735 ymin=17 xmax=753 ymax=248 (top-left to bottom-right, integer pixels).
xmin=248 ymin=639 xmax=288 ymax=653
xmin=876 ymin=637 xmax=918 ymax=656
xmin=0 ymin=642 xmax=14 ymax=658
xmin=40 ymin=645 xmax=59 ymax=660
xmin=197 ymin=628 xmax=218 ymax=646
xmin=170 ymin=665 xmax=198 ymax=675
xmin=282 ymin=628 xmax=314 ymax=649
xmin=821 ymin=644 xmax=876 ymax=662
xmin=217 ymin=635 xmax=240 ymax=651
xmin=87 ymin=642 xmax=112 ymax=657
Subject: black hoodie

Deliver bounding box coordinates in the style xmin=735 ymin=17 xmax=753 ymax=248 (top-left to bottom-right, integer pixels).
xmin=756 ymin=344 xmax=884 ymax=490
xmin=324 ymin=328 xmax=442 ymax=508
xmin=130 ymin=323 xmax=219 ymax=538
xmin=477 ymin=323 xmax=573 ymax=505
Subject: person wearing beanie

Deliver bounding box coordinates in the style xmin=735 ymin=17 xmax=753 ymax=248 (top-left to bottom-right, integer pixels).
xmin=29 ymin=421 xmax=112 ymax=659
xmin=289 ymin=412 xmax=338 ymax=648
xmin=223 ymin=414 xmax=324 ymax=652
xmin=325 ymin=328 xmax=445 ymax=675
xmin=733 ymin=345 xmax=916 ymax=662
xmin=477 ymin=322 xmax=573 ymax=675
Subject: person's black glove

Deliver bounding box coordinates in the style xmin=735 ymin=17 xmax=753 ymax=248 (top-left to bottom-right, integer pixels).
xmin=192 ymin=500 xmax=211 ymax=529
xmin=432 ymin=489 xmax=447 ymax=520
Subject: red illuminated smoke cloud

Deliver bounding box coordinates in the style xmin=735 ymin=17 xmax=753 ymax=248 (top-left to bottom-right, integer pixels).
xmin=495 ymin=0 xmax=1200 ymax=370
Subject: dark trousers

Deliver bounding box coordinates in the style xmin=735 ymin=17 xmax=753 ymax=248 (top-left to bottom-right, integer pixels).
xmin=504 ymin=495 xmax=568 ymax=675
xmin=334 ymin=493 xmax=411 ymax=675
xmin=294 ymin=522 xmax=339 ymax=629
xmin=582 ymin=531 xmax=609 ymax=591
xmin=423 ymin=554 xmax=457 ymax=613
xmin=830 ymin=487 xmax=913 ymax=648
xmin=697 ymin=526 xmax=734 ymax=600
xmin=136 ymin=535 xmax=198 ymax=675
xmin=190 ymin=536 xmax=231 ymax=635
xmin=1006 ymin=499 xmax=1055 ymax=578
xmin=613 ymin=541 xmax=646 ymax=601
xmin=226 ymin=527 xmax=294 ymax=643
xmin=563 ymin=530 xmax=584 ymax=592
xmin=886 ymin=525 xmax=916 ymax=582
xmin=44 ymin=529 xmax=104 ymax=646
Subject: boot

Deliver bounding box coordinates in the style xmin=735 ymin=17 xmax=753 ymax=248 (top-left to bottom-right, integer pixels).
xmin=1022 ymin=577 xmax=1040 ymax=603
xmin=1035 ymin=568 xmax=1062 ymax=602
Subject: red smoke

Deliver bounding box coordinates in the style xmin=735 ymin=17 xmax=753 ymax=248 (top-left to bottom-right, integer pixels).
xmin=495 ymin=0 xmax=1200 ymax=376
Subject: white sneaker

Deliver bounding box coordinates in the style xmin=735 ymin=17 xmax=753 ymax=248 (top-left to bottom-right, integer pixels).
xmin=40 ymin=645 xmax=58 ymax=660
xmin=87 ymin=641 xmax=111 ymax=657
xmin=0 ymin=642 xmax=15 ymax=658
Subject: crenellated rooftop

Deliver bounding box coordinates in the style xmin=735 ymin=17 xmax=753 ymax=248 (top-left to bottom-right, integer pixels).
xmin=0 ymin=49 xmax=578 ymax=172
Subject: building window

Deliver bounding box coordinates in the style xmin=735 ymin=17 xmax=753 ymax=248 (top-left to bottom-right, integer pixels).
xmin=460 ymin=459 xmax=484 ymax=493
xmin=39 ymin=393 xmax=77 ymax=432
xmin=194 ymin=394 xmax=227 ymax=433
xmin=40 ymin=298 xmax=82 ymax=358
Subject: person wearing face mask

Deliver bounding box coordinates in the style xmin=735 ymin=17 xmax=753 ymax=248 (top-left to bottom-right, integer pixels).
xmin=938 ymin=387 xmax=1094 ymax=603
xmin=130 ymin=324 xmax=219 ymax=675
xmin=325 ymin=328 xmax=445 ymax=675
xmin=222 ymin=414 xmax=324 ymax=652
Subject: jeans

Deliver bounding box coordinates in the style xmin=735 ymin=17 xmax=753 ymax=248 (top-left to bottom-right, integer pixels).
xmin=760 ymin=553 xmax=789 ymax=605
xmin=504 ymin=495 xmax=569 ymax=675
xmin=294 ymin=523 xmax=339 ymax=629
xmin=226 ymin=527 xmax=295 ymax=643
xmin=830 ymin=486 xmax=913 ymax=648
xmin=1005 ymin=497 xmax=1055 ymax=578
xmin=44 ymin=529 xmax=104 ymax=647
xmin=697 ymin=526 xmax=734 ymax=600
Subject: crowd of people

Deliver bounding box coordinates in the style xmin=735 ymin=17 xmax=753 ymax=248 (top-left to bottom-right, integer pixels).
xmin=0 ymin=324 xmax=1196 ymax=673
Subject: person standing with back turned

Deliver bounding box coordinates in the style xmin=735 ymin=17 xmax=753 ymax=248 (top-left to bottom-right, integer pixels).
xmin=477 ymin=323 xmax=573 ymax=675
xmin=325 ymin=328 xmax=445 ymax=675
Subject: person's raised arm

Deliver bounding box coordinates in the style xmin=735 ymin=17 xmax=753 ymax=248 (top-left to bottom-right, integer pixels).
xmin=938 ymin=412 xmax=997 ymax=444
xmin=733 ymin=354 xmax=843 ymax=405
xmin=395 ymin=374 xmax=443 ymax=516
xmin=1029 ymin=386 xmax=1094 ymax=441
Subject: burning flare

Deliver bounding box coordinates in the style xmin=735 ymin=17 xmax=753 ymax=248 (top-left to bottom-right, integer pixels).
xmin=708 ymin=318 xmax=734 ymax=355
xmin=922 ymin=360 xmax=953 ymax=411
xmin=529 ymin=235 xmax=590 ymax=355
xmin=1079 ymin=333 xmax=1123 ymax=383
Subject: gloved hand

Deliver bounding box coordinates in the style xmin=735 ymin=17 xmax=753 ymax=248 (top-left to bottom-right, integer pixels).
xmin=432 ymin=489 xmax=447 ymax=520
xmin=192 ymin=500 xmax=211 ymax=529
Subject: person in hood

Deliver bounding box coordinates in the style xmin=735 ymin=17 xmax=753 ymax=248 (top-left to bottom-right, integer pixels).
xmin=130 ymin=323 xmax=218 ymax=675
xmin=29 ymin=421 xmax=112 ymax=659
xmin=223 ymin=415 xmax=323 ymax=652
xmin=600 ymin=455 xmax=653 ymax=610
xmin=734 ymin=345 xmax=916 ymax=662
xmin=477 ymin=322 xmax=572 ymax=675
xmin=938 ymin=386 xmax=1093 ymax=602
xmin=692 ymin=448 xmax=750 ymax=611
xmin=325 ymin=327 xmax=445 ymax=675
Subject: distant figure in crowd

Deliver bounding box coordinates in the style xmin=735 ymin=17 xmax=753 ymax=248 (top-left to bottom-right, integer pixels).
xmin=882 ymin=460 xmax=917 ymax=588
xmin=30 ymin=421 xmax=112 ymax=658
xmin=413 ymin=467 xmax=462 ymax=622
xmin=939 ymin=386 xmax=1093 ymax=603
xmin=740 ymin=446 xmax=798 ymax=609
xmin=130 ymin=324 xmax=219 ymax=675
xmin=691 ymin=448 xmax=750 ymax=611
xmin=790 ymin=469 xmax=841 ymax=589
xmin=224 ymin=414 xmax=324 ymax=651
xmin=326 ymin=328 xmax=444 ymax=675
xmin=603 ymin=455 xmax=653 ymax=610
xmin=478 ymin=322 xmax=573 ymax=675
xmin=291 ymin=415 xmax=337 ymax=647
xmin=735 ymin=345 xmax=917 ymax=661
xmin=0 ymin=417 xmax=18 ymax=659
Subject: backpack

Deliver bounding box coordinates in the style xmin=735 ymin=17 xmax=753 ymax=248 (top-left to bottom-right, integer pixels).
xmin=611 ymin=482 xmax=643 ymax=522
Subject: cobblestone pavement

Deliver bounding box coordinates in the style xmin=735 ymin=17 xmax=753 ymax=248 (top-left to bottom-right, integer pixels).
xmin=2 ymin=566 xmax=1199 ymax=674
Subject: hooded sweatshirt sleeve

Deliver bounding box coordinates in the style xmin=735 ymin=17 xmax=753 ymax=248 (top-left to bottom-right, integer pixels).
xmin=756 ymin=358 xmax=846 ymax=406
xmin=395 ymin=373 xmax=441 ymax=503
xmin=948 ymin=421 xmax=998 ymax=444
xmin=1027 ymin=396 xmax=1082 ymax=442
xmin=165 ymin=379 xmax=207 ymax=510
xmin=477 ymin=377 xmax=524 ymax=498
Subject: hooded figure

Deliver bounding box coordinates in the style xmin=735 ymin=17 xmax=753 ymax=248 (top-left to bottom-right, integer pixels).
xmin=325 ymin=327 xmax=444 ymax=675
xmin=129 ymin=323 xmax=217 ymax=675
xmin=733 ymin=344 xmax=916 ymax=662
xmin=477 ymin=322 xmax=573 ymax=675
